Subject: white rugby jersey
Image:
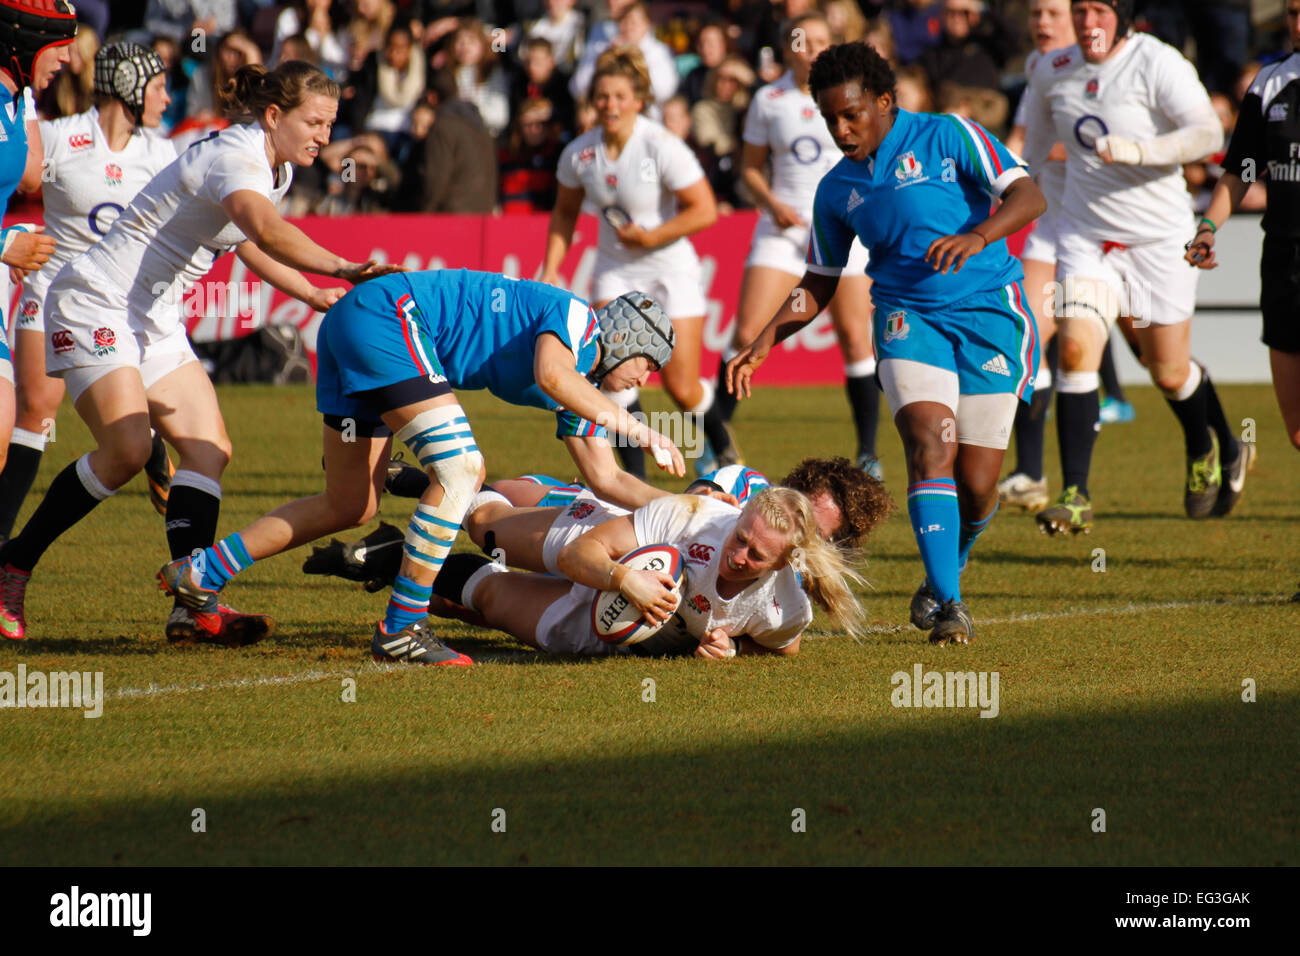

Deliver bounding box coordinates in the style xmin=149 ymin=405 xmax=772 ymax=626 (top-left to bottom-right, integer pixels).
xmin=1015 ymin=49 xmax=1066 ymax=207
xmin=33 ymin=108 xmax=177 ymax=290
xmin=633 ymin=494 xmax=812 ymax=651
xmin=742 ymin=71 xmax=841 ymax=219
xmin=80 ymin=122 xmax=292 ymax=336
xmin=556 ymin=115 xmax=706 ymax=267
xmin=1022 ymin=33 xmax=1214 ymax=243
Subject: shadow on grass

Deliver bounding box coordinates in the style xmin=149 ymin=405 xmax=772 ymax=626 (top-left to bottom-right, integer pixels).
xmin=2 ymin=694 xmax=1293 ymax=866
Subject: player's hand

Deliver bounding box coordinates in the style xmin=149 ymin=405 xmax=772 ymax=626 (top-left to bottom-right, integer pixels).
xmin=614 ymin=222 xmax=659 ymax=249
xmin=308 ymin=285 xmax=348 ymax=312
xmin=695 ymin=628 xmax=737 ymax=660
xmin=643 ymin=428 xmax=685 ymax=477
xmin=620 ymin=569 xmax=680 ymax=625
xmin=770 ymin=201 xmax=806 ymax=230
xmin=925 ymin=231 xmax=986 ymax=274
xmin=1095 ymin=135 xmax=1141 ymax=165
xmin=693 ymin=487 xmax=739 ymax=507
xmin=1184 ymin=231 xmax=1217 ymax=269
xmin=336 ymin=259 xmax=405 ymax=284
xmin=9 ymin=265 xmax=28 ymax=286
xmin=539 ymin=269 xmax=563 ymax=287
xmin=1 ymin=227 xmax=55 ymax=272
xmin=726 ymin=338 xmax=771 ymax=401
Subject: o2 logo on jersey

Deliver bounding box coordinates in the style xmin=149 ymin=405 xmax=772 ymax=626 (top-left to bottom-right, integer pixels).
xmin=1073 ymin=115 xmax=1109 ymax=150
xmin=87 ymin=201 xmax=126 ymax=237
xmin=104 ymin=163 xmax=123 ymax=186
xmin=790 ymin=135 xmax=822 ymax=165
xmin=883 ymin=310 xmax=910 ymax=343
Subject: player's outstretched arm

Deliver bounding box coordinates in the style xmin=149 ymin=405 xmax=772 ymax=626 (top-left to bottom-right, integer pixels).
xmin=563 ymin=435 xmax=669 ymax=509
xmin=534 ymin=334 xmax=686 ymax=477
xmin=726 ymin=270 xmax=839 ymax=399
xmin=222 ymin=189 xmax=404 ymax=283
xmin=18 ymin=117 xmax=43 ymax=194
xmin=235 ymin=240 xmax=346 ymax=313
xmin=615 ymin=178 xmax=718 ymax=250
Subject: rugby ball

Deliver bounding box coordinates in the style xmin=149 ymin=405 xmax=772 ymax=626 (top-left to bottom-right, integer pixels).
xmin=591 ymin=544 xmax=685 ymax=645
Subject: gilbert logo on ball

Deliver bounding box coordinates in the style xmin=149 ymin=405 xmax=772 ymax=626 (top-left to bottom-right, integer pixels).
xmin=592 ymin=544 xmax=685 ymax=645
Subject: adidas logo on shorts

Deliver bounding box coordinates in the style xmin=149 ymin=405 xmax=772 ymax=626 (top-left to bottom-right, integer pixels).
xmin=982 ymin=354 xmax=1012 ymax=376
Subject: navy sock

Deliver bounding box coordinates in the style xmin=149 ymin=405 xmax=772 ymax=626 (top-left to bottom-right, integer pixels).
xmin=714 ymin=357 xmax=738 ymax=423
xmin=1099 ymin=340 xmax=1126 ymax=402
xmin=1198 ymin=364 xmax=1239 ymax=466
xmin=1057 ymin=390 xmax=1100 ymax=497
xmin=1 ymin=455 xmax=111 ymax=573
xmin=1165 ymin=377 xmax=1214 ymax=459
xmin=846 ymin=373 xmax=881 ymax=459
xmin=0 ymin=438 xmax=43 ymax=540
xmin=1013 ymin=384 xmax=1052 ymax=481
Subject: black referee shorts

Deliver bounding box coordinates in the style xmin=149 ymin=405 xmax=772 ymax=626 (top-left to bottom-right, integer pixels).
xmin=1260 ymin=235 xmax=1300 ymax=353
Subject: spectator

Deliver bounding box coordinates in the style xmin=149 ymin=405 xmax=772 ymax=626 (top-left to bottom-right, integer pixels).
xmin=894 ymin=63 xmax=933 ymax=112
xmin=583 ymin=0 xmax=636 ymax=53
xmin=523 ymin=0 xmax=586 ymax=70
xmin=690 ymin=55 xmax=753 ymax=207
xmin=315 ymin=134 xmax=404 ymax=214
xmin=573 ymin=94 xmax=597 ymax=134
xmin=889 ymin=0 xmax=942 ymax=64
xmin=823 ymin=0 xmax=868 ymax=44
xmin=417 ymin=95 xmax=499 ymax=211
xmin=73 ymin=0 xmax=110 ymax=41
xmin=366 ymin=23 xmax=425 ymax=161
xmin=37 ymin=24 xmax=98 ymax=119
xmin=1140 ymin=0 xmax=1251 ymax=97
xmin=185 ymin=27 xmax=262 ymax=120
xmin=681 ymin=19 xmax=728 ymax=105
xmin=145 ymin=0 xmax=239 ymax=47
xmin=917 ymin=0 xmax=1002 ymax=98
xmin=511 ymin=36 xmax=575 ymax=130
xmin=735 ymin=0 xmax=817 ymax=75
xmin=864 ymin=15 xmax=897 ymax=65
xmin=152 ymin=34 xmax=187 ymax=132
xmin=570 ymin=1 xmax=678 ymax=106
xmin=498 ymin=97 xmax=563 ymax=212
xmin=344 ymin=0 xmax=395 ymax=74
xmin=270 ymin=0 xmax=350 ymax=78
xmin=442 ymin=18 xmax=512 ymax=138
xmin=935 ymin=80 xmax=1007 ymax=130
xmin=274 ymin=33 xmax=321 ymax=67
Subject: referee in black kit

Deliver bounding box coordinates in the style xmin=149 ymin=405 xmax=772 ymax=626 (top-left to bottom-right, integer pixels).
xmin=1187 ymin=0 xmax=1300 ymax=599
xmin=1187 ymin=0 xmax=1300 ymax=462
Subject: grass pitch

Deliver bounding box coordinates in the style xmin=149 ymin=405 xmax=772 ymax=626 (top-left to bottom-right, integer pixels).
xmin=1 ymin=384 xmax=1296 ymax=866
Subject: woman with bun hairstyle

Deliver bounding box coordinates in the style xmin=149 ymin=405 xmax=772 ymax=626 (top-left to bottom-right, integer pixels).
xmin=0 ymin=60 xmax=399 ymax=644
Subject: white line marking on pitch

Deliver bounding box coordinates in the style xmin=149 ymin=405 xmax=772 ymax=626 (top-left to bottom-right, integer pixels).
xmin=103 ymin=595 xmax=1283 ymax=702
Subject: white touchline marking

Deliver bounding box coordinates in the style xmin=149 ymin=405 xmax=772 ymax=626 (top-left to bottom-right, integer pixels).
xmin=100 ymin=595 xmax=1282 ymax=701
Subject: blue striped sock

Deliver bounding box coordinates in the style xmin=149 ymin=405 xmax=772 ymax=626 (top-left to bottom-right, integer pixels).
xmin=908 ymin=479 xmax=961 ymax=604
xmin=198 ymin=533 xmax=253 ymax=591
xmin=383 ymin=574 xmax=433 ymax=634
xmin=958 ymin=504 xmax=998 ymax=574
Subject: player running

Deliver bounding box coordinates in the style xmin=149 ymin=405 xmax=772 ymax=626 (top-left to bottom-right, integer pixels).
xmin=0 ymin=43 xmax=179 ymax=544
xmin=1019 ymin=0 xmax=1248 ymax=533
xmin=1187 ymin=0 xmax=1300 ymax=493
xmin=0 ymin=61 xmax=400 ymax=643
xmin=156 ymin=271 xmax=687 ymax=667
xmin=430 ymin=488 xmax=866 ymax=659
xmin=542 ymin=45 xmax=732 ymax=477
xmin=713 ymin=11 xmax=882 ymax=478
xmin=997 ymin=0 xmax=1076 ymax=511
xmin=0 ymin=0 xmax=73 ymax=477
xmin=729 ymin=42 xmax=1047 ymax=646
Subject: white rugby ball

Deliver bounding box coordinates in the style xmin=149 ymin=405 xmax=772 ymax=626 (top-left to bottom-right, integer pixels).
xmin=591 ymin=544 xmax=685 ymax=645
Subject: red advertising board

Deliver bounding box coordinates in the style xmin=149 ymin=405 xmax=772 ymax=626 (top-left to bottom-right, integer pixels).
xmin=5 ymin=210 xmax=1031 ymax=385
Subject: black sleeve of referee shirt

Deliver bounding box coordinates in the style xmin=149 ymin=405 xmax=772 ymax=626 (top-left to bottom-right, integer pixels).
xmin=1223 ymin=92 xmax=1264 ymax=181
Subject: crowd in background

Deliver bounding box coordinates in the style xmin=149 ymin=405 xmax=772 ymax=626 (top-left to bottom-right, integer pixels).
xmin=12 ymin=0 xmax=1295 ymax=218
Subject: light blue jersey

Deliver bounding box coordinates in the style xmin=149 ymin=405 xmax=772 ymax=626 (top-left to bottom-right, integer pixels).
xmin=317 ymin=269 xmax=606 ymax=439
xmin=0 ymin=85 xmax=31 ymax=378
xmin=806 ymin=109 xmax=1028 ymax=307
